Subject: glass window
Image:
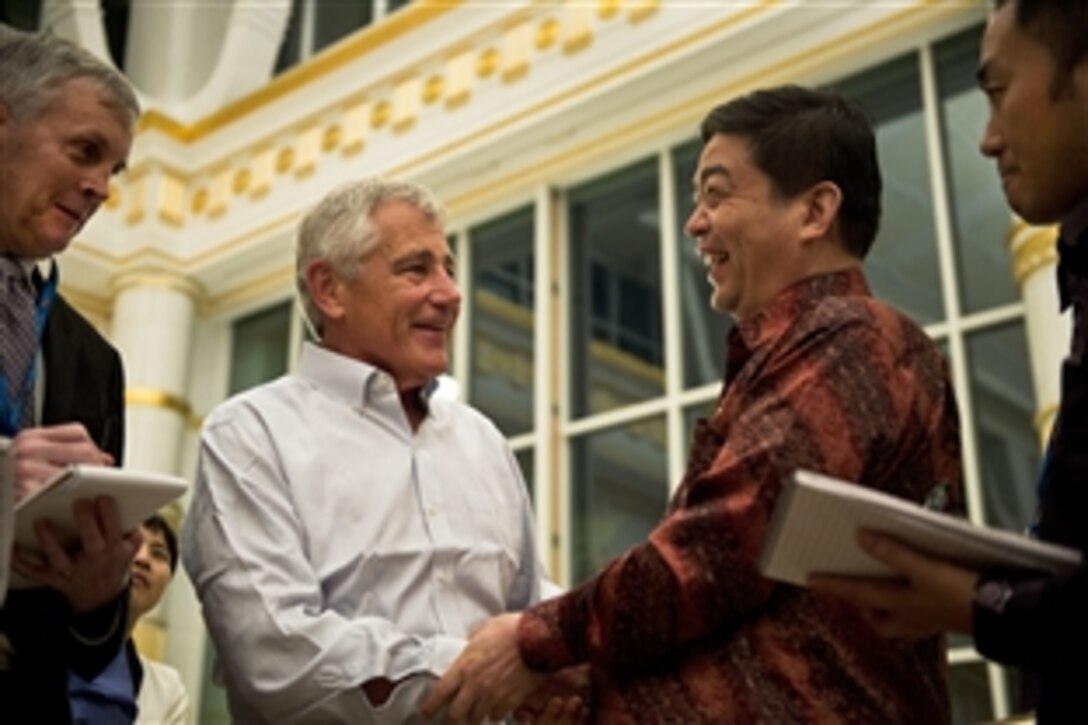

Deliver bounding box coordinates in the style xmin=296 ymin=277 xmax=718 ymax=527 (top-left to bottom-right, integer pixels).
xmin=274 ymin=0 xmax=412 ymax=75
xmin=514 ymin=448 xmax=534 ymax=503
xmin=569 ymin=160 xmax=664 ymax=417
xmin=967 ymin=322 xmax=1039 ymax=530
xmin=570 ymin=417 xmax=668 ymax=581
xmin=102 ymin=0 xmax=132 ymax=70
xmin=228 ymin=302 xmax=292 ymax=395
xmin=0 ymin=0 xmax=41 ymax=30
xmin=936 ymin=26 xmax=1018 ymax=314
xmin=673 ymin=140 xmax=732 ymax=389
xmin=469 ymin=208 xmax=535 ymax=436
xmin=836 ymin=55 xmax=945 ymax=325
xmin=949 ymin=662 xmax=994 ymax=723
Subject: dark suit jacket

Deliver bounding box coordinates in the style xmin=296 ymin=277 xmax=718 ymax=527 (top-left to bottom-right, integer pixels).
xmin=0 ymin=294 xmax=129 ymax=724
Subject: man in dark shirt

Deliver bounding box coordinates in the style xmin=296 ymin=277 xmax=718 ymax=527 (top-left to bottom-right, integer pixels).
xmin=810 ymin=1 xmax=1088 ymax=722
xmin=422 ymin=85 xmax=963 ymax=723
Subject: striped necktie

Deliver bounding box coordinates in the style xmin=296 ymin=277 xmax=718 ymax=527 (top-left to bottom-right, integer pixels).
xmin=0 ymin=256 xmax=37 ymax=431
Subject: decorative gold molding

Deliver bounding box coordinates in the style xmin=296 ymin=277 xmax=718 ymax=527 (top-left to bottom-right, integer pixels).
xmin=629 ymin=0 xmax=661 ymax=24
xmin=157 ymin=171 xmax=186 ymax=227
xmin=1033 ymin=402 xmax=1058 ymax=450
xmin=503 ymin=23 xmax=532 ymax=83
xmin=125 ymin=387 xmax=193 ymax=418
xmin=598 ymin=0 xmax=621 ymax=21
xmin=423 ymin=74 xmax=445 ymax=105
xmin=393 ymin=76 xmax=421 ymax=133
xmin=563 ymin=4 xmax=594 ymax=54
xmin=477 ymin=47 xmax=500 ymax=78
xmin=535 ymin=18 xmax=559 ymax=50
xmin=1009 ymin=219 xmax=1059 ymax=285
xmin=232 ymin=168 xmax=251 ymax=195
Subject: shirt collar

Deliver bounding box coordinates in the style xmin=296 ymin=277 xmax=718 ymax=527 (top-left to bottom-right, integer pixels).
xmin=733 ymin=267 xmax=870 ymax=351
xmin=297 ymin=341 xmax=438 ymax=409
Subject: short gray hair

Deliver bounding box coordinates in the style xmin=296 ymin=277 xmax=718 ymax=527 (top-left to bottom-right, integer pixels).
xmin=296 ymin=178 xmax=447 ymax=336
xmin=0 ymin=26 xmax=140 ymax=124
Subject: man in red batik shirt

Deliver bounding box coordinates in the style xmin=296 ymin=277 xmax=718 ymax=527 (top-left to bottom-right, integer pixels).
xmin=423 ymin=85 xmax=963 ymax=724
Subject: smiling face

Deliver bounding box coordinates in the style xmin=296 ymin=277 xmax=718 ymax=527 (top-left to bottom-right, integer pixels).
xmin=321 ymin=200 xmax=461 ymax=390
xmin=977 ymin=3 xmax=1088 ymax=224
xmin=0 ymin=76 xmax=132 ymax=259
xmin=684 ymin=133 xmax=811 ymax=320
xmin=130 ymin=524 xmax=174 ymax=621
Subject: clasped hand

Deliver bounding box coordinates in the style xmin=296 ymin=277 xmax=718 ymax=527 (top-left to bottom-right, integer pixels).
xmin=420 ymin=613 xmax=586 ymax=724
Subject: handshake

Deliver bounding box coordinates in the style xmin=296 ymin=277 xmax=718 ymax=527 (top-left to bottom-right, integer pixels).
xmin=414 ymin=613 xmax=587 ymax=725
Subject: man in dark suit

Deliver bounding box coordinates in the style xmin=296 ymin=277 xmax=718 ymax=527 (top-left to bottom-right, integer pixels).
xmin=0 ymin=26 xmax=143 ymax=722
xmin=810 ymin=1 xmax=1088 ymax=722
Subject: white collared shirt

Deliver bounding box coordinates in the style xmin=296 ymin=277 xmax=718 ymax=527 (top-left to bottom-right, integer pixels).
xmin=182 ymin=343 xmax=552 ymax=723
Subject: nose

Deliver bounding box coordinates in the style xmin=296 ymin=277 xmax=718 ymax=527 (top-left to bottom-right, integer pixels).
xmin=81 ymin=167 xmax=110 ymax=203
xmin=133 ymin=541 xmax=151 ymax=568
xmin=684 ymin=205 xmax=707 ymax=240
xmin=433 ymin=267 xmax=462 ymax=308
xmin=979 ymin=115 xmax=1003 ymax=159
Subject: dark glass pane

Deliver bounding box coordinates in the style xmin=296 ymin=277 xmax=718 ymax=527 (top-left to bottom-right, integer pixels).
xmin=570 ymin=417 xmax=668 ymax=582
xmin=469 ymin=208 xmax=535 ymax=437
xmin=515 ymin=448 xmax=534 ymax=504
xmin=228 ymin=302 xmax=292 ymax=395
xmin=313 ymin=1 xmax=372 ymax=53
xmin=949 ymin=662 xmax=994 ymax=724
xmin=967 ymin=322 xmax=1039 ymax=530
xmin=274 ymin=0 xmax=303 ymax=75
xmin=0 ymin=0 xmax=41 ymax=30
xmin=673 ymin=140 xmax=733 ymax=389
xmin=102 ymin=0 xmax=131 ymax=70
xmin=936 ymin=25 xmax=1018 ymax=314
xmin=569 ymin=159 xmax=664 ymax=417
xmin=835 ymin=54 xmax=945 ymax=324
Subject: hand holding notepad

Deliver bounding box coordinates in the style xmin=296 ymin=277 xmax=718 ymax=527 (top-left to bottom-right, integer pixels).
xmin=14 ymin=465 xmax=188 ymax=555
xmin=759 ymin=469 xmax=1082 ymax=587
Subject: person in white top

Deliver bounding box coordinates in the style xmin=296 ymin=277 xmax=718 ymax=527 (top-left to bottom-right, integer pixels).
xmin=182 ymin=178 xmax=580 ymax=723
xmin=68 ymin=514 xmax=192 ymax=724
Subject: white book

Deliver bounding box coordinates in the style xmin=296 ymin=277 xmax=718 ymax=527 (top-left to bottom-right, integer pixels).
xmin=759 ymin=469 xmax=1082 ymax=587
xmin=11 ymin=465 xmax=188 ymax=588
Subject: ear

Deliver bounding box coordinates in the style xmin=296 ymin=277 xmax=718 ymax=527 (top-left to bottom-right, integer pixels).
xmin=305 ymin=259 xmax=346 ymax=324
xmin=798 ymin=181 xmax=843 ymax=245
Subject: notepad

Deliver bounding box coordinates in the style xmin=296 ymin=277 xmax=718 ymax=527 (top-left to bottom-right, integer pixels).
xmin=14 ymin=465 xmax=188 ymax=554
xmin=759 ymin=469 xmax=1082 ymax=587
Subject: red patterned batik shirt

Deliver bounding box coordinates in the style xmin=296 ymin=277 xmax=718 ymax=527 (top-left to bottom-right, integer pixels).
xmin=519 ymin=269 xmax=963 ymax=724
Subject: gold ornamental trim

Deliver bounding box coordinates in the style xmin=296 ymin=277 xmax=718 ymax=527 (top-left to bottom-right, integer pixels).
xmin=125 ymin=387 xmax=192 ymax=418
xmin=1009 ymin=220 xmax=1060 ymax=286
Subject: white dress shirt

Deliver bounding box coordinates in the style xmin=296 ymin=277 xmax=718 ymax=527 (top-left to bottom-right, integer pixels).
xmin=136 ymin=655 xmax=191 ymax=725
xmin=182 ymin=343 xmax=551 ymax=723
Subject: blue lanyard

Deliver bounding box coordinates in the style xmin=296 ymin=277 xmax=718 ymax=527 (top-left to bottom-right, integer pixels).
xmin=0 ymin=263 xmax=58 ymax=436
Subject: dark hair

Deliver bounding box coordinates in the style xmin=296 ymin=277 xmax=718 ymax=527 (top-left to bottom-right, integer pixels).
xmin=699 ymin=84 xmax=882 ymax=259
xmin=143 ymin=513 xmax=179 ymax=574
xmin=995 ymin=0 xmax=1088 ymax=97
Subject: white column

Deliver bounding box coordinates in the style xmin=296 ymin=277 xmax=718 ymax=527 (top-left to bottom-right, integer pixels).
xmin=1009 ymin=219 xmax=1069 ymax=447
xmin=109 ymin=273 xmax=199 ymax=473
xmin=109 ymin=272 xmax=201 ymax=685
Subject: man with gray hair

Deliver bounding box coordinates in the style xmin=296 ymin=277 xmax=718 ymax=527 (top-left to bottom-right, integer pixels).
xmin=183 ymin=178 xmax=563 ymax=722
xmin=0 ymin=26 xmax=143 ymax=722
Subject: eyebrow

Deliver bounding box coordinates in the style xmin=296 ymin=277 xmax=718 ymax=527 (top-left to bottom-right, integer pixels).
xmin=393 ymin=248 xmax=456 ymax=270
xmin=693 ymin=164 xmax=732 ymax=189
